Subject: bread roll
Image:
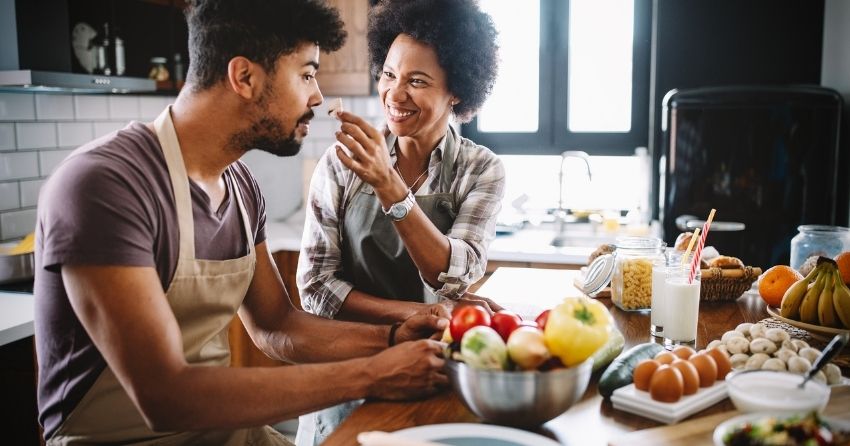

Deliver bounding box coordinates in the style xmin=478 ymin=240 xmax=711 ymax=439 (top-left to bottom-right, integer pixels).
xmin=708 ymin=255 xmax=744 ymax=269
xmin=675 ymin=232 xmax=694 ymax=251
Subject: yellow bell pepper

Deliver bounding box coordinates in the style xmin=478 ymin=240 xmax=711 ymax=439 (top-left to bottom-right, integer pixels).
xmin=544 ymin=296 xmax=613 ymax=367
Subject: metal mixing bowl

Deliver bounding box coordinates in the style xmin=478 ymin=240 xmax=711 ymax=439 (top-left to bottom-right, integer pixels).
xmin=0 ymin=251 xmax=34 ymax=285
xmin=445 ymin=358 xmax=593 ymax=427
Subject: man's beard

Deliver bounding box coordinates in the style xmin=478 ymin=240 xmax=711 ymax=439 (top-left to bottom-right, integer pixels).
xmin=229 ymin=84 xmax=313 ymax=157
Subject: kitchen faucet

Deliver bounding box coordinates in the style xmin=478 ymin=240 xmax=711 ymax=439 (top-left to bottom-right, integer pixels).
xmin=551 ymin=150 xmax=592 ymax=247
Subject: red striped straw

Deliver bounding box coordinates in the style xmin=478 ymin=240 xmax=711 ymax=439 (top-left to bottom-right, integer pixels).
xmin=689 ymin=209 xmax=716 ymax=284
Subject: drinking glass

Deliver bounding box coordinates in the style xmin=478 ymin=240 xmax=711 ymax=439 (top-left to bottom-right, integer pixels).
xmin=662 ymin=266 xmax=701 ymax=347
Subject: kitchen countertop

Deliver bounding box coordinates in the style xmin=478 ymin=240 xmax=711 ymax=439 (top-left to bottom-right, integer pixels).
xmin=265 ymin=208 xmax=611 ymax=265
xmin=0 ymin=291 xmax=35 ymax=347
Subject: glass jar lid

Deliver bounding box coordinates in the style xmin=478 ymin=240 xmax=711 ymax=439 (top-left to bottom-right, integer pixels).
xmin=615 ymin=236 xmax=664 ymax=251
xmin=582 ymin=253 xmax=615 ymax=297
xmin=797 ymin=225 xmax=850 ymax=234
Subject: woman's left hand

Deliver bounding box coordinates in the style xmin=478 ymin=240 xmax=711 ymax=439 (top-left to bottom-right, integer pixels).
xmin=334 ymin=111 xmax=399 ymax=193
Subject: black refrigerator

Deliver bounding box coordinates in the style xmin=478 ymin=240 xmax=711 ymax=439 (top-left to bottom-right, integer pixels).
xmin=658 ymin=85 xmax=846 ymax=269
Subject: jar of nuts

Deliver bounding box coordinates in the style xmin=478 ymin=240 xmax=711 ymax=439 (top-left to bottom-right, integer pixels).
xmin=610 ymin=237 xmax=665 ymax=311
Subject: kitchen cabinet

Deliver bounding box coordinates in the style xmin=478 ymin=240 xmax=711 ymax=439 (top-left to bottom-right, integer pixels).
xmin=315 ymin=0 xmax=372 ymax=96
xmin=228 ymin=250 xmax=301 ymax=368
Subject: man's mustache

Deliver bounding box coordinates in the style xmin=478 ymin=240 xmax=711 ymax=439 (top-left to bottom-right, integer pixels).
xmin=298 ymin=110 xmax=315 ymax=124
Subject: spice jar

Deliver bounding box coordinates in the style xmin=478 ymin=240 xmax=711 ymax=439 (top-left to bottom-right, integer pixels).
xmin=148 ymin=57 xmax=170 ymax=82
xmin=790 ymin=225 xmax=850 ymax=270
xmin=610 ymin=236 xmax=665 ymax=311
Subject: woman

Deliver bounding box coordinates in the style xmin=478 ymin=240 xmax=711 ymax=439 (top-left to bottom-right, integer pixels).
xmin=295 ymin=0 xmax=503 ymax=443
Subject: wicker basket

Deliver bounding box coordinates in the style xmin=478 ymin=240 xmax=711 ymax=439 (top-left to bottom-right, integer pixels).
xmin=699 ymin=266 xmax=762 ymax=302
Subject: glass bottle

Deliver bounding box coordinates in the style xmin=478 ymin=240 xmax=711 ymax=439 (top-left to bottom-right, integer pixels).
xmin=610 ymin=236 xmax=664 ymax=312
xmin=790 ymin=225 xmax=850 ymax=270
xmin=114 ymin=27 xmax=125 ymax=76
xmin=93 ymin=23 xmax=113 ymax=76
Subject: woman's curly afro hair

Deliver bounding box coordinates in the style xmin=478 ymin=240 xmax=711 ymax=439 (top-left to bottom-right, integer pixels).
xmin=368 ymin=0 xmax=499 ymax=123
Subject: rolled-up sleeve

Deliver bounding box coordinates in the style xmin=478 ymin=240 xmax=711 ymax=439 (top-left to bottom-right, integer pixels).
xmin=427 ymin=150 xmax=505 ymax=299
xmin=297 ymin=149 xmax=354 ymax=319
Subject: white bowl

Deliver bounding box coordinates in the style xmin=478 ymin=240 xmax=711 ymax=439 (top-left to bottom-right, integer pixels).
xmin=726 ymin=370 xmax=830 ymax=413
xmin=713 ymin=412 xmax=850 ymax=446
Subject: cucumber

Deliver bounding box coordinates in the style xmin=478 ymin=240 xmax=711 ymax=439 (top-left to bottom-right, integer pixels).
xmin=597 ymin=342 xmax=665 ymax=398
xmin=590 ymin=327 xmax=625 ymax=372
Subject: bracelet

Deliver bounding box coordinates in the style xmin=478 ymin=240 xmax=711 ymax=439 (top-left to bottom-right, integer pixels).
xmin=388 ymin=322 xmax=402 ymax=347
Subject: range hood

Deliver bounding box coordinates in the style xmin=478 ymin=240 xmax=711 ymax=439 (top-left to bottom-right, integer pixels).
xmin=0 ymin=70 xmax=155 ymax=94
xmin=0 ymin=0 xmax=156 ymax=94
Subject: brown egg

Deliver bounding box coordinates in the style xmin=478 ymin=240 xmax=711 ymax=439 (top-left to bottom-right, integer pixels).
xmin=706 ymin=348 xmax=732 ymax=380
xmin=672 ymin=345 xmax=696 ymax=360
xmin=649 ymin=365 xmax=684 ymax=403
xmin=689 ymin=353 xmax=718 ymax=387
xmin=670 ymin=360 xmax=700 ymax=395
xmin=633 ymin=359 xmax=661 ymax=391
xmin=654 ymin=351 xmax=676 ymax=365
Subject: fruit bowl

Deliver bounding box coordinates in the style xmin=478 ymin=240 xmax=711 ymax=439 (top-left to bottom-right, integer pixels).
xmin=765 ymin=306 xmax=850 ymax=341
xmin=444 ymin=358 xmax=592 ymax=427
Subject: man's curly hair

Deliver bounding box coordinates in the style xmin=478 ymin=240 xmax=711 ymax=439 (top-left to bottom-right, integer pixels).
xmin=368 ymin=0 xmax=499 ymax=123
xmin=186 ymin=0 xmax=346 ymax=91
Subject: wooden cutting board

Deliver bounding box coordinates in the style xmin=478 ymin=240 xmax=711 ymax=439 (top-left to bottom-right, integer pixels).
xmin=608 ymin=386 xmax=850 ymax=446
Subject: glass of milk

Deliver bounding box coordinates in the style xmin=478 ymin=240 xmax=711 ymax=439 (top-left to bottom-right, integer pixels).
xmin=662 ymin=266 xmax=701 ymax=347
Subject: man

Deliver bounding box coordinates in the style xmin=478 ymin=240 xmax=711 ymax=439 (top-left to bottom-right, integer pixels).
xmin=34 ymin=1 xmax=447 ymax=444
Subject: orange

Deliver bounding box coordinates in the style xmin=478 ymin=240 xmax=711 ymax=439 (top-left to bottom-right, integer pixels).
xmin=758 ymin=265 xmax=804 ymax=307
xmin=836 ymin=252 xmax=850 ymax=286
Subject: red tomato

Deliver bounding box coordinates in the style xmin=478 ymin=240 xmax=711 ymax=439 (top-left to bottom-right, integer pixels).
xmin=535 ymin=309 xmax=551 ymax=330
xmin=490 ymin=310 xmax=522 ymax=341
xmin=450 ymin=306 xmax=491 ymax=341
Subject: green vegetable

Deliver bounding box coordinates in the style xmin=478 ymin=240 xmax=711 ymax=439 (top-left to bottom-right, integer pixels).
xmin=597 ymin=342 xmax=665 ymax=397
xmin=460 ymin=325 xmax=508 ymax=370
xmin=589 ymin=327 xmax=625 ymax=372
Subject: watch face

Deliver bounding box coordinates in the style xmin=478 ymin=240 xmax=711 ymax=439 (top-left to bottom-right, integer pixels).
xmin=390 ymin=204 xmax=408 ymax=219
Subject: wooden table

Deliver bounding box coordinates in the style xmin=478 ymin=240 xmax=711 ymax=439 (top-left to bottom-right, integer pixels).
xmin=323 ymin=268 xmax=848 ymax=446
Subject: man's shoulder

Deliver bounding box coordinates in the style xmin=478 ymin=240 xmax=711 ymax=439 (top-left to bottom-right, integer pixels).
xmin=60 ymin=121 xmax=161 ymax=172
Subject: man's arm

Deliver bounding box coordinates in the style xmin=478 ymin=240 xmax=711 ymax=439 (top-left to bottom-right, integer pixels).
xmin=62 ymin=262 xmax=447 ymax=432
xmin=240 ymin=242 xmax=447 ymax=362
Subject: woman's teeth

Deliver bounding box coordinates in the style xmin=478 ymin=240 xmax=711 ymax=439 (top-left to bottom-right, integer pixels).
xmin=389 ymin=107 xmax=414 ymax=118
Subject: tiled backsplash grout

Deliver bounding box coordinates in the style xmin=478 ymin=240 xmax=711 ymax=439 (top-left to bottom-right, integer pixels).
xmin=0 ymin=92 xmax=383 ymax=241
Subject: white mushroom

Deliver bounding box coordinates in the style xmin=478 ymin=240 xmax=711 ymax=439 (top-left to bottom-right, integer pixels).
xmin=761 ymin=358 xmax=787 ymax=371
xmin=745 ymin=353 xmax=771 ymax=370
xmin=791 ymin=339 xmax=810 ymax=351
xmin=787 ymin=356 xmax=811 ymax=374
xmin=749 ymin=323 xmax=767 ymax=339
xmin=749 ymin=338 xmax=778 ymax=355
xmin=707 ymin=340 xmax=723 ymax=350
xmin=824 ymin=364 xmax=842 ymax=385
xmin=730 ymin=353 xmax=750 ymax=369
xmin=726 ymin=337 xmax=750 ymax=355
xmin=774 ymin=348 xmax=797 ymax=364
xmin=722 ymin=330 xmax=745 ymax=342
xmin=735 ymin=323 xmax=754 ymax=337
xmin=813 ymin=371 xmax=827 ymax=384
xmin=781 ymin=339 xmax=798 ymax=353
xmin=765 ymin=328 xmax=790 ymax=344
xmin=798 ymin=347 xmax=821 ymax=364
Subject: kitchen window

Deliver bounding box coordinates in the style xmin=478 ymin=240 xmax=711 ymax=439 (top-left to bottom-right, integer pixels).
xmin=465 ymin=0 xmax=652 ymax=156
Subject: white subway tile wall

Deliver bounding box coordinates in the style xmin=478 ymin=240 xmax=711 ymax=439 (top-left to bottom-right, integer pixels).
xmin=0 ymin=92 xmax=384 ymax=241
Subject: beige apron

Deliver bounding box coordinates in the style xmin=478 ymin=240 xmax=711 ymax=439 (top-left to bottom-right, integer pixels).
xmin=48 ymin=106 xmax=292 ymax=446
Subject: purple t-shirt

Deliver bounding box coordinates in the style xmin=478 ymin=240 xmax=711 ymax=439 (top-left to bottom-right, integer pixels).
xmin=34 ymin=122 xmax=268 ymax=439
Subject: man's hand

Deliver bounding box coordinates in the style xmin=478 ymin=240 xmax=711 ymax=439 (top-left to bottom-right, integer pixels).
xmin=394 ymin=306 xmax=449 ymax=344
xmin=366 ymin=340 xmax=447 ymax=400
xmin=449 ymin=292 xmax=504 ymax=315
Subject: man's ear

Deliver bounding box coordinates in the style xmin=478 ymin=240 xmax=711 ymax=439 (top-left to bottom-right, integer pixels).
xmin=226 ymin=56 xmax=262 ymax=100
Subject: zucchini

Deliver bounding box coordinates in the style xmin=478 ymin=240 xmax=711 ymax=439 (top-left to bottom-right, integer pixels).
xmin=590 ymin=327 xmax=625 ymax=372
xmin=597 ymin=342 xmax=665 ymax=398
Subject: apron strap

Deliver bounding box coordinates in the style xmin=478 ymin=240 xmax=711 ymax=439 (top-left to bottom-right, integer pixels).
xmin=154 ymin=106 xmax=196 ymax=260
xmin=229 ymin=170 xmax=256 ymax=253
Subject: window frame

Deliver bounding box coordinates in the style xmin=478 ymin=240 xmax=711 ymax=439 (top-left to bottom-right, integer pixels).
xmin=463 ymin=0 xmax=652 ymax=156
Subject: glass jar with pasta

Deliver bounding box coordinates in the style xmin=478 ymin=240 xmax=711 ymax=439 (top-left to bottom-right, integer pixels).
xmin=610 ymin=237 xmax=665 ymax=312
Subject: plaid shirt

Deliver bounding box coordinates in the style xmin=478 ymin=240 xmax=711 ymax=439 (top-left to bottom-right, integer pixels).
xmin=297 ymin=128 xmax=505 ymax=319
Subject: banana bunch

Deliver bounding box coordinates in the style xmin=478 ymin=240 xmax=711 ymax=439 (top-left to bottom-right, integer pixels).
xmin=780 ymin=256 xmax=850 ymax=328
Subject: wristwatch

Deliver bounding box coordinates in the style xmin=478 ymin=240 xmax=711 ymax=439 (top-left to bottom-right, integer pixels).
xmin=383 ymin=190 xmax=416 ymax=221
